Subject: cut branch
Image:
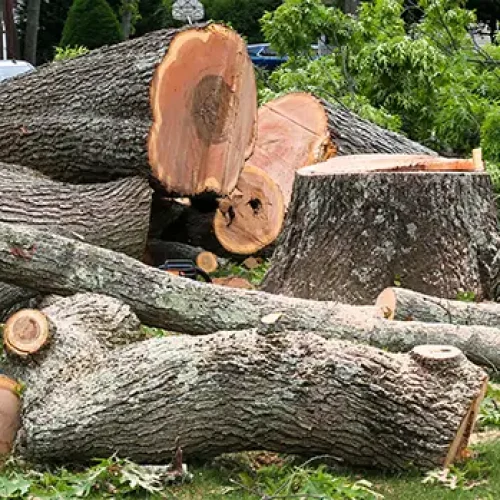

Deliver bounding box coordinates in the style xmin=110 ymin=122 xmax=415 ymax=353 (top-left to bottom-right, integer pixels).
xmin=0 ymin=25 xmax=257 ymax=196
xmin=4 ymin=295 xmax=488 ymax=470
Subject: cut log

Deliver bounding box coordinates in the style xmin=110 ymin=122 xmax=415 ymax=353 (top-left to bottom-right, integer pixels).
xmin=0 ymin=164 xmax=151 ymax=320
xmin=323 ymin=101 xmax=438 ymax=156
xmin=248 ymin=93 xmax=335 ymax=206
xmin=214 ymin=165 xmax=285 ymax=254
xmin=3 ymin=309 xmax=51 ymax=357
xmin=0 ymin=374 xmax=21 ymax=457
xmin=376 ymin=287 xmax=500 ymax=327
xmin=212 ymin=276 xmax=255 ymax=289
xmin=262 ymin=155 xmax=499 ymax=304
xmin=4 ymin=294 xmax=488 ymax=470
xmin=4 ymin=222 xmax=500 ymax=369
xmin=144 ymin=240 xmax=226 ymax=271
xmin=0 ymin=25 xmax=257 ymax=196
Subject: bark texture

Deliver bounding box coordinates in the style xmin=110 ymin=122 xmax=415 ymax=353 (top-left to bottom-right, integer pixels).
xmin=3 ymin=222 xmax=500 ymax=368
xmin=5 ymin=294 xmax=487 ymax=470
xmin=377 ymin=287 xmax=500 ymax=327
xmin=0 ymin=25 xmax=257 ymax=196
xmin=0 ymin=165 xmax=151 ymax=319
xmin=262 ymin=169 xmax=499 ymax=304
xmin=323 ymin=101 xmax=438 ymax=156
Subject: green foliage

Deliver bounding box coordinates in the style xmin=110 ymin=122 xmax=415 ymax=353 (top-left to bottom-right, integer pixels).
xmin=61 ymin=0 xmax=123 ymax=50
xmin=0 ymin=456 xmax=175 ymax=498
xmin=479 ymin=384 xmax=500 ymax=428
xmin=53 ymin=45 xmax=90 ymax=61
xmin=456 ymin=290 xmax=477 ymax=301
xmin=422 ymin=460 xmax=491 ymax=491
xmin=213 ymin=260 xmax=270 ymax=286
xmin=260 ymin=0 xmax=500 ymax=157
xmin=233 ymin=461 xmax=382 ymax=499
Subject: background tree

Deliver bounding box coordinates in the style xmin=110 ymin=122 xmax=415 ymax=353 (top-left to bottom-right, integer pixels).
xmin=23 ymin=0 xmax=42 ymax=64
xmin=60 ymin=0 xmax=123 ymax=50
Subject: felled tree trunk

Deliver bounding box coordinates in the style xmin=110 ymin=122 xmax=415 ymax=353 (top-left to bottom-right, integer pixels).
xmin=262 ymin=155 xmax=498 ymax=304
xmin=5 ymin=222 xmax=500 ymax=369
xmin=377 ymin=287 xmax=500 ymax=327
xmin=0 ymin=25 xmax=257 ymax=196
xmin=3 ymin=295 xmax=487 ymax=470
xmin=323 ymin=101 xmax=438 ymax=156
xmin=0 ymin=164 xmax=152 ymax=319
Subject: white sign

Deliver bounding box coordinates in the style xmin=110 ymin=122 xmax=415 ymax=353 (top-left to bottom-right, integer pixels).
xmin=172 ymin=0 xmax=204 ymax=23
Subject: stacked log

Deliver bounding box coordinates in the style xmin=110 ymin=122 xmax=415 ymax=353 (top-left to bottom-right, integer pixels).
xmin=262 ymin=154 xmax=496 ymax=304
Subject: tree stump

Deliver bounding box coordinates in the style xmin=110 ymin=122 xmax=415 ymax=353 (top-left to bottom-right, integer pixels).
xmin=262 ymin=154 xmax=498 ymax=304
xmin=2 ymin=294 xmax=488 ymax=470
xmin=0 ymin=24 xmax=257 ymax=196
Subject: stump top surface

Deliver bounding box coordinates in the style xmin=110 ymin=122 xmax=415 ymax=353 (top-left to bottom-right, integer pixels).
xmin=299 ymin=154 xmax=478 ymax=176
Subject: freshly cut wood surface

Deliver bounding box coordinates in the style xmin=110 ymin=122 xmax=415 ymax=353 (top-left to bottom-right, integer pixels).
xmin=301 ymin=154 xmax=477 ymax=175
xmin=376 ymin=287 xmax=500 ymax=327
xmin=5 ymin=294 xmax=488 ymax=470
xmin=248 ymin=93 xmax=334 ymax=205
xmin=0 ymin=25 xmax=257 ymax=196
xmin=3 ymin=309 xmax=51 ymax=357
xmin=214 ymin=165 xmax=285 ymax=254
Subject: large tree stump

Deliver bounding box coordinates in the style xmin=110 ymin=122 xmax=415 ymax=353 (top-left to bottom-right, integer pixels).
xmin=0 ymin=25 xmax=257 ymax=196
xmin=4 ymin=221 xmax=500 ymax=368
xmin=0 ymin=164 xmax=152 ymax=319
xmin=262 ymin=155 xmax=498 ymax=304
xmin=2 ymin=294 xmax=488 ymax=470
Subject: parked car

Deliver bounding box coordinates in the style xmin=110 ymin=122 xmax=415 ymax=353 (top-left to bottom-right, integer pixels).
xmin=247 ymin=43 xmax=320 ymax=70
xmin=0 ymin=60 xmax=35 ymax=82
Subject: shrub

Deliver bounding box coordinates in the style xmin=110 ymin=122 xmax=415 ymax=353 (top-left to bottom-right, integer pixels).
xmin=60 ymin=0 xmax=123 ymax=50
xmin=53 ymin=45 xmax=90 ymax=61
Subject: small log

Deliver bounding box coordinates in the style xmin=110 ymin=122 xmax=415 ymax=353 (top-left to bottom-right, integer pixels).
xmin=212 ymin=276 xmax=255 ymax=289
xmin=376 ymin=287 xmax=500 ymax=327
xmin=214 ymin=165 xmax=285 ymax=254
xmin=0 ymin=25 xmax=257 ymax=196
xmin=262 ymin=155 xmax=499 ymax=304
xmin=3 ymin=309 xmax=51 ymax=357
xmin=5 ymin=295 xmax=488 ymax=470
xmin=249 ymin=93 xmax=335 ymax=206
xmin=144 ymin=240 xmax=226 ymax=271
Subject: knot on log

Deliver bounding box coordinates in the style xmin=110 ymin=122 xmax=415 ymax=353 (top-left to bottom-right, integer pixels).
xmin=410 ymin=344 xmax=466 ymax=370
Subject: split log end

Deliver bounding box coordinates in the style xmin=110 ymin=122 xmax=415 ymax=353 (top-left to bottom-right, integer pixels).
xmin=3 ymin=309 xmax=51 ymax=357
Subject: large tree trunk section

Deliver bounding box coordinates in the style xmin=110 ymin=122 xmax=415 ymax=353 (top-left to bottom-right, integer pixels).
xmin=248 ymin=93 xmax=335 ymax=206
xmin=5 ymin=223 xmax=500 ymax=369
xmin=214 ymin=165 xmax=285 ymax=254
xmin=3 ymin=295 xmax=488 ymax=470
xmin=262 ymin=155 xmax=498 ymax=304
xmin=323 ymin=101 xmax=438 ymax=156
xmin=377 ymin=287 xmax=500 ymax=327
xmin=0 ymin=164 xmax=151 ymax=319
xmin=0 ymin=25 xmax=257 ymax=196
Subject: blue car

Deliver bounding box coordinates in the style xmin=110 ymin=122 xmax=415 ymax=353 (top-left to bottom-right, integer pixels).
xmin=247 ymin=43 xmax=322 ymax=70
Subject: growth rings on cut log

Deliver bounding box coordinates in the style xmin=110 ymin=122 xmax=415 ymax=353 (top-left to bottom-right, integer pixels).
xmin=3 ymin=309 xmax=51 ymax=357
xmin=149 ymin=24 xmax=257 ymax=195
xmin=248 ymin=93 xmax=335 ymax=206
xmin=214 ymin=165 xmax=285 ymax=254
xmin=262 ymin=154 xmax=498 ymax=303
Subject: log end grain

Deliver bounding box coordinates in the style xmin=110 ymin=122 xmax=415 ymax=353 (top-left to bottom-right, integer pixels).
xmin=0 ymin=375 xmax=21 ymax=457
xmin=196 ymin=251 xmax=218 ymax=273
xmin=3 ymin=309 xmax=51 ymax=357
xmin=214 ymin=165 xmax=285 ymax=254
xmin=148 ymin=24 xmax=257 ymax=196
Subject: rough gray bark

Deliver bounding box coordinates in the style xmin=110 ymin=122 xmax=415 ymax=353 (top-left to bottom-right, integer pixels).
xmin=6 ymin=294 xmax=487 ymax=470
xmin=377 ymin=287 xmax=500 ymax=327
xmin=0 ymin=165 xmax=151 ymax=319
xmin=3 ymin=222 xmax=500 ymax=368
xmin=323 ymin=101 xmax=438 ymax=156
xmin=262 ymin=171 xmax=499 ymax=304
xmin=23 ymin=0 xmax=41 ymax=65
xmin=0 ymin=25 xmax=256 ymax=196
